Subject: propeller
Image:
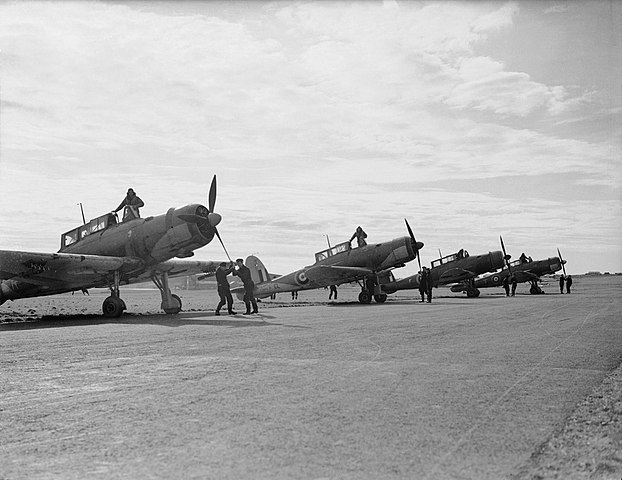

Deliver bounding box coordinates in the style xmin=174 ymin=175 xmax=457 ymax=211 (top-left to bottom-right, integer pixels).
xmin=206 ymin=175 xmax=232 ymax=262
xmin=500 ymin=235 xmax=512 ymax=275
xmin=405 ymin=218 xmax=424 ymax=271
xmin=178 ymin=175 xmax=231 ymax=261
xmin=557 ymin=248 xmax=567 ymax=276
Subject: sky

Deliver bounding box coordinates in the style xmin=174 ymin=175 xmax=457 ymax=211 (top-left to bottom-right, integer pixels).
xmin=0 ymin=0 xmax=620 ymax=278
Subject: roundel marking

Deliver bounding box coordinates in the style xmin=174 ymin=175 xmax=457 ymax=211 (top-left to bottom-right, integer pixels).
xmin=295 ymin=270 xmax=309 ymax=285
xmin=492 ymin=275 xmax=500 ymax=284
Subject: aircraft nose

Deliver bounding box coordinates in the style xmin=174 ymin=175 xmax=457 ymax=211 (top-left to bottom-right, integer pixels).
xmin=208 ymin=212 xmax=222 ymax=227
xmin=491 ymin=250 xmax=504 ymax=268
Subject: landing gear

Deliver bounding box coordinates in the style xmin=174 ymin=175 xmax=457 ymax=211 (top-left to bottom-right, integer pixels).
xmin=466 ymin=288 xmax=480 ymax=298
xmin=464 ymin=278 xmax=480 ymax=298
xmin=358 ymin=291 xmax=372 ymax=304
xmin=103 ymin=271 xmax=126 ymax=318
xmin=529 ymin=280 xmax=543 ymax=294
xmin=152 ymin=271 xmax=182 ymax=314
xmin=373 ymin=294 xmax=388 ymax=303
xmin=358 ymin=275 xmax=386 ymax=304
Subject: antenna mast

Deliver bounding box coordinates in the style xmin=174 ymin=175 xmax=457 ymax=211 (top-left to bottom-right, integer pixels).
xmin=77 ymin=203 xmax=86 ymax=224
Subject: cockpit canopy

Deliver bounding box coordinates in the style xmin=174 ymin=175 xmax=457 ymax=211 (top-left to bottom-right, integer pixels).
xmin=314 ymin=241 xmax=351 ymax=263
xmin=431 ymin=249 xmax=469 ymax=268
xmin=60 ymin=212 xmax=118 ymax=250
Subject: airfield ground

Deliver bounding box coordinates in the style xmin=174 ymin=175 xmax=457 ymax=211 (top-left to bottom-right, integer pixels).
xmin=1 ymin=276 xmax=621 ymax=479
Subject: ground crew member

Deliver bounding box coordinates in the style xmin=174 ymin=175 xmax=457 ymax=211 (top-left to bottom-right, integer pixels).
xmin=114 ymin=188 xmax=144 ymax=221
xmin=418 ymin=267 xmax=432 ymax=303
xmin=565 ymin=275 xmax=573 ymax=293
xmin=233 ymin=258 xmax=258 ymax=314
xmin=502 ymin=275 xmax=510 ymax=297
xmin=350 ymin=226 xmax=368 ymax=247
xmin=511 ymin=275 xmax=518 ymax=296
xmin=559 ymin=275 xmax=565 ymax=294
xmin=215 ymin=262 xmax=236 ymax=316
xmin=329 ymin=285 xmax=338 ymax=300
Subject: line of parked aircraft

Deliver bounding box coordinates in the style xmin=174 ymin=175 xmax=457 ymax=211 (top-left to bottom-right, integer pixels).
xmin=0 ymin=177 xmax=568 ymax=318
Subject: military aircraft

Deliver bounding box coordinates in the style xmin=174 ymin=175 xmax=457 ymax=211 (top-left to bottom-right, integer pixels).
xmin=380 ymin=247 xmax=506 ymax=297
xmin=454 ymin=242 xmax=568 ymax=295
xmin=0 ymin=176 xmax=228 ymax=317
xmin=234 ymin=220 xmax=424 ymax=304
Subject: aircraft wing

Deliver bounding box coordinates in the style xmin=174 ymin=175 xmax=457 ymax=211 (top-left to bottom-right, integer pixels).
xmin=0 ymin=249 xmax=142 ymax=291
xmin=304 ymin=264 xmax=374 ymax=285
xmin=0 ymin=250 xmax=222 ymax=292
xmin=126 ymin=259 xmax=222 ymax=284
xmin=438 ymin=267 xmax=476 ymax=283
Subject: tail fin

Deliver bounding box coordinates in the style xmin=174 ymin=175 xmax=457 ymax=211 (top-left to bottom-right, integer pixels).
xmin=246 ymin=255 xmax=271 ymax=284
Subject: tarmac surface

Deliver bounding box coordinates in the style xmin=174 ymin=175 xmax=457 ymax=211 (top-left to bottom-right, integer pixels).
xmin=1 ymin=276 xmax=621 ymax=479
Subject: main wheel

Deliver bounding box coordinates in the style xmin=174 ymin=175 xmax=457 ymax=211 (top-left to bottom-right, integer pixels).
xmin=373 ymin=294 xmax=387 ymax=303
xmin=466 ymin=288 xmax=480 ymax=298
xmin=103 ymin=296 xmax=126 ymax=318
xmin=162 ymin=294 xmax=182 ymax=314
xmin=358 ymin=291 xmax=372 ymax=304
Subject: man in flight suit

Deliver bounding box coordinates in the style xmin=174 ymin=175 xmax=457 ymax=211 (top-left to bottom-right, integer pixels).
xmin=350 ymin=226 xmax=368 ymax=247
xmin=114 ymin=188 xmax=144 ymax=221
xmin=234 ymin=258 xmax=258 ymax=315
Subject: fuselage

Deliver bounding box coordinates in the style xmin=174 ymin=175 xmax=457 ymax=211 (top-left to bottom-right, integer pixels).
xmin=60 ymin=205 xmax=215 ymax=263
xmin=469 ymin=256 xmax=563 ymax=289
xmin=252 ymin=236 xmax=417 ymax=297
xmin=381 ymin=250 xmax=505 ymax=293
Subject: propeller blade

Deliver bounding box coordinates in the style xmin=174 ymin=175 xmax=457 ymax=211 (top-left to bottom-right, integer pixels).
xmin=500 ymin=235 xmax=512 ymax=275
xmin=557 ymin=248 xmax=567 ymax=276
xmin=215 ymin=228 xmax=232 ymax=262
xmin=208 ymin=175 xmax=217 ymax=213
xmin=405 ymin=218 xmax=423 ymax=271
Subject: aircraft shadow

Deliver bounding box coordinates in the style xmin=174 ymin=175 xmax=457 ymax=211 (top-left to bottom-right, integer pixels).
xmin=0 ymin=311 xmax=304 ymax=331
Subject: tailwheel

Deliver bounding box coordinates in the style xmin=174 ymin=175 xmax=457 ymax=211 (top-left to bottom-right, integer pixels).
xmin=358 ymin=291 xmax=372 ymax=304
xmin=374 ymin=294 xmax=388 ymax=303
xmin=162 ymin=294 xmax=182 ymax=314
xmin=103 ymin=296 xmax=126 ymax=318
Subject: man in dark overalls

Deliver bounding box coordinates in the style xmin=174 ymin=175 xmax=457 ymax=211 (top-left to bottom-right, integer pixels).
xmin=215 ymin=262 xmax=236 ymax=316
xmin=234 ymin=258 xmax=258 ymax=315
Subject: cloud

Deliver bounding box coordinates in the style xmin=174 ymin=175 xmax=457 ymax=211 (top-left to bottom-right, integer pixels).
xmin=0 ymin=1 xmax=619 ymax=276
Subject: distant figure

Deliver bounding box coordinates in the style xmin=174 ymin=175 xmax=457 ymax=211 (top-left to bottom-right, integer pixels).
xmin=233 ymin=258 xmax=258 ymax=314
xmin=559 ymin=275 xmax=565 ymax=294
xmin=350 ymin=226 xmax=368 ymax=248
xmin=329 ymin=285 xmax=338 ymax=300
xmin=511 ymin=275 xmax=518 ymax=296
xmin=502 ymin=275 xmax=510 ymax=297
xmin=565 ymin=275 xmax=573 ymax=294
xmin=418 ymin=267 xmax=432 ymax=303
xmin=114 ymin=188 xmax=144 ymax=222
xmin=291 ymin=290 xmax=298 ymax=300
xmin=215 ymin=262 xmax=236 ymax=316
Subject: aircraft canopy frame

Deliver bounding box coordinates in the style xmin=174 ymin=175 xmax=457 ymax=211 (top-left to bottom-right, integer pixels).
xmin=431 ymin=249 xmax=469 ymax=269
xmin=314 ymin=241 xmax=351 ymax=263
xmin=60 ymin=212 xmax=118 ymax=249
